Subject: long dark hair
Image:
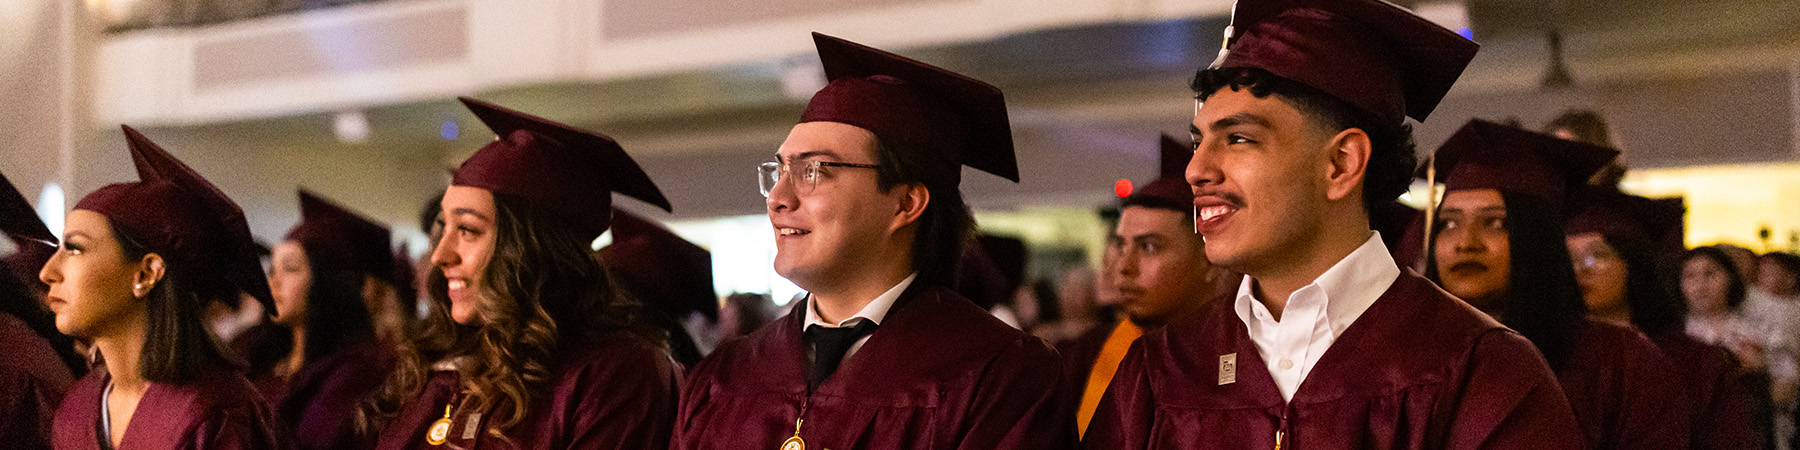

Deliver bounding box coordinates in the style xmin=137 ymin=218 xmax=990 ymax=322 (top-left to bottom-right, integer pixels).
xmin=366 ymin=193 xmax=663 ymax=431
xmin=1594 ymin=230 xmax=1686 ymax=337
xmin=1428 ymin=192 xmax=1583 ymax=371
xmin=0 ymin=266 xmax=85 ymax=376
xmin=114 ymin=219 xmax=245 ymax=383
xmin=1681 ymin=247 xmax=1747 ymax=309
xmin=296 ymin=241 xmax=377 ymax=363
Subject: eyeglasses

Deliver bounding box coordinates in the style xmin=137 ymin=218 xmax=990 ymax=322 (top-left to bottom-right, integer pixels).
xmin=758 ymin=160 xmax=881 ymax=197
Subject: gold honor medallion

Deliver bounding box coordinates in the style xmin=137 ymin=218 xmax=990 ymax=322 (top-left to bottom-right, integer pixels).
xmin=426 ymin=405 xmax=453 ymax=445
xmin=779 ymin=418 xmax=805 ymax=450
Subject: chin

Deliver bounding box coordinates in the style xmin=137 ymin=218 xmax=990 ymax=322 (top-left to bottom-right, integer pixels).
xmin=450 ymin=303 xmax=479 ymax=325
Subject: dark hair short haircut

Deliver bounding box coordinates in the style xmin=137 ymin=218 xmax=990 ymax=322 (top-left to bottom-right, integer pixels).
xmin=1427 ymin=192 xmax=1583 ymax=371
xmin=1191 ymin=68 xmax=1418 ymax=216
xmin=1684 ymin=247 xmax=1748 ymax=309
xmin=1120 ymin=195 xmax=1194 ymax=219
xmin=871 ymin=139 xmax=974 ymax=288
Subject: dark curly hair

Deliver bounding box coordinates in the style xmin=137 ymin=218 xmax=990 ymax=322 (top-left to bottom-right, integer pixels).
xmin=365 ymin=193 xmax=664 ymax=432
xmin=1191 ymin=67 xmax=1418 ymax=216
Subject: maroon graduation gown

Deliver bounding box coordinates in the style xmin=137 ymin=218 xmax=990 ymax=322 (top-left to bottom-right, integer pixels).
xmin=1084 ymin=272 xmax=1584 ymax=450
xmin=52 ymin=366 xmax=286 ymax=450
xmin=1554 ymin=320 xmax=1692 ymax=450
xmin=1647 ymin=331 xmax=1756 ymax=450
xmin=0 ymin=312 xmax=75 ymax=450
xmin=671 ymin=284 xmax=1073 ymax=450
xmin=267 ymin=339 xmax=394 ymax=450
xmin=372 ymin=328 xmax=677 ymax=450
xmin=1058 ymin=322 xmax=1115 ymax=405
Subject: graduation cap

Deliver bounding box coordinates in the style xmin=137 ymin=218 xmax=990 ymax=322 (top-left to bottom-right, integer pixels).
xmin=284 ymin=189 xmax=395 ymax=283
xmin=454 ymin=97 xmax=671 ymax=241
xmin=1568 ymin=188 xmax=1686 ymax=256
xmin=73 ymin=125 xmax=273 ymax=312
xmin=1433 ymin=119 xmax=1619 ymax=209
xmin=0 ymin=170 xmax=55 ymax=282
xmin=598 ymin=208 xmax=716 ymax=321
xmin=1209 ymin=0 xmax=1479 ymax=124
xmin=1125 ymin=134 xmax=1196 ymax=208
xmin=800 ymin=33 xmax=1018 ymax=183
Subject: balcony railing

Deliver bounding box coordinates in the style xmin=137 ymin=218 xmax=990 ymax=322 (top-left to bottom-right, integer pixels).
xmin=94 ymin=0 xmax=394 ymax=33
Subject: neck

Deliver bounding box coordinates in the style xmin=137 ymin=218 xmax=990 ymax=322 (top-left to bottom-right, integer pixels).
xmin=96 ymin=316 xmax=150 ymax=395
xmin=1246 ymin=214 xmax=1369 ymax=320
xmin=286 ymin=324 xmax=308 ymax=374
xmin=809 ymin=264 xmax=912 ymax=325
xmin=1589 ymin=303 xmax=1631 ymax=326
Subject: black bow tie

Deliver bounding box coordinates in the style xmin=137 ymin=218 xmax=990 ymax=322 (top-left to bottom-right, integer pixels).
xmin=804 ymin=320 xmax=879 ymax=387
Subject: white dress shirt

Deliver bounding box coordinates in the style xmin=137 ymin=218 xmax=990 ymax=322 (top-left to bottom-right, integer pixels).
xmin=1234 ymin=232 xmax=1401 ymax=400
xmin=804 ymin=272 xmax=918 ymax=361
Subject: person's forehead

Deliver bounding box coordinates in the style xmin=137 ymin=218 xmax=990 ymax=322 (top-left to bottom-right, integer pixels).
xmin=1192 ymin=88 xmax=1302 ymax=127
xmin=1117 ymin=206 xmax=1191 ymax=236
xmin=1441 ymin=189 xmax=1505 ymax=210
xmin=778 ymin=122 xmax=878 ymax=161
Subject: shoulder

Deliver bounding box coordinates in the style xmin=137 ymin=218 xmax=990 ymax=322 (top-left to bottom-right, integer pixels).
xmin=558 ymin=329 xmax=679 ymax=384
xmin=898 ymin=285 xmax=1055 ymax=358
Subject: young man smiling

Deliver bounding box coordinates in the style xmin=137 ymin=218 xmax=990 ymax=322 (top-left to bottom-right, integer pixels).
xmin=1083 ymin=1 xmax=1585 ymax=449
xmin=670 ymin=33 xmax=1069 ymax=450
xmin=1064 ymin=135 xmax=1237 ymax=439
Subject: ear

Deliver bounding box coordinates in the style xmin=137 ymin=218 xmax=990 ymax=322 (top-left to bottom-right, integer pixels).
xmin=133 ymin=253 xmax=167 ymax=298
xmin=889 ymin=183 xmax=931 ymax=232
xmin=1322 ymin=127 xmax=1372 ymax=202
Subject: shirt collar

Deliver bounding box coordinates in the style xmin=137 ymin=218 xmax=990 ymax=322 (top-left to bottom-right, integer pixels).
xmin=1234 ymin=232 xmax=1401 ymax=336
xmin=805 ymin=272 xmax=918 ymax=329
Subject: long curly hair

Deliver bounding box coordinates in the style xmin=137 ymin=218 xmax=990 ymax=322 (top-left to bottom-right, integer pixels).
xmin=364 ymin=193 xmax=663 ymax=432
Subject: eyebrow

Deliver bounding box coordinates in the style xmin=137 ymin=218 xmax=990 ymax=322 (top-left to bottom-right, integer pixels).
xmin=448 ymin=208 xmax=490 ymax=222
xmin=1191 ymin=113 xmax=1272 ymax=138
xmin=780 ymin=149 xmax=845 ymax=163
xmin=62 ymin=232 xmax=89 ymax=242
xmin=1440 ymin=206 xmax=1508 ymax=215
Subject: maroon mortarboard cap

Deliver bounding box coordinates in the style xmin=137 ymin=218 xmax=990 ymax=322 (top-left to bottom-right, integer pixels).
xmin=1568 ymin=189 xmax=1687 ymax=254
xmin=284 ymin=189 xmax=395 ymax=283
xmin=0 ymin=171 xmax=56 ymax=282
xmin=599 ymin=208 xmax=717 ymax=321
xmin=1127 ymin=134 xmax=1196 ymax=208
xmin=1567 ymin=187 xmax=1652 ymax=245
xmin=800 ymin=33 xmax=1018 ymax=183
xmin=1649 ymin=197 xmax=1686 ymax=254
xmin=454 ymin=97 xmax=672 ymax=242
xmin=73 ymin=126 xmax=274 ymax=312
xmin=1434 ymin=119 xmax=1619 ymax=208
xmin=1211 ymin=0 xmax=1479 ymax=124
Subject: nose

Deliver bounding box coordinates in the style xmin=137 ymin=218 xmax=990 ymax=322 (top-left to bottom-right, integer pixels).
xmin=766 ymin=170 xmax=798 ymax=214
xmin=1184 ymin=138 xmax=1219 ymax=191
xmin=38 ymin=248 xmax=61 ymax=286
xmin=1453 ymin=227 xmax=1486 ymax=254
xmin=430 ymin=231 xmax=459 ymax=269
xmin=1117 ymin=246 xmax=1141 ymax=278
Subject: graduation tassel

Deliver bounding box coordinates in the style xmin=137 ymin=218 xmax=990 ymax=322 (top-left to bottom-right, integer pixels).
xmin=1421 ymin=155 xmax=1438 ymax=272
xmin=1207 ymin=2 xmax=1239 ymax=69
